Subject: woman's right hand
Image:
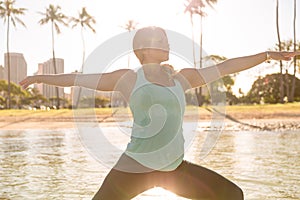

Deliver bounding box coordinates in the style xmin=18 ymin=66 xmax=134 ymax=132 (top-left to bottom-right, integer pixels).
xmin=19 ymin=76 xmax=40 ymax=89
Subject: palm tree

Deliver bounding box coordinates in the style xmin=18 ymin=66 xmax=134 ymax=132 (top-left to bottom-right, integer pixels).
xmin=185 ymin=0 xmax=217 ymax=68
xmin=121 ymin=19 xmax=138 ymax=31
xmin=185 ymin=4 xmax=197 ymax=68
xmin=290 ymin=0 xmax=297 ymax=102
xmin=184 ymin=0 xmax=217 ymax=106
xmin=275 ymin=0 xmax=284 ymax=103
xmin=121 ymin=20 xmax=138 ymax=68
xmin=38 ymin=4 xmax=68 ymax=109
xmin=0 ymin=0 xmax=26 ymax=109
xmin=69 ymin=7 xmax=96 ymax=108
xmin=70 ymin=7 xmax=96 ymax=70
xmin=272 ymin=40 xmax=300 ymax=102
xmin=185 ymin=0 xmax=217 ymax=64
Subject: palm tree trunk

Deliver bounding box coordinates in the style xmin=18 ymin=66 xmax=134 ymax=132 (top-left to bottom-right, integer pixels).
xmin=276 ymin=0 xmax=284 ymax=104
xmin=290 ymin=0 xmax=297 ymax=102
xmin=81 ymin=27 xmax=86 ymax=70
xmin=52 ymin=21 xmax=60 ymax=109
xmin=197 ymin=14 xmax=204 ymax=107
xmin=127 ymin=30 xmax=131 ymax=68
xmin=285 ymin=69 xmax=289 ymax=101
xmin=199 ymin=15 xmax=203 ymax=69
xmin=6 ymin=16 xmax=11 ymax=109
xmin=190 ymin=14 xmax=196 ymax=68
xmin=190 ymin=14 xmax=201 ymax=106
xmin=75 ymin=27 xmax=86 ymax=109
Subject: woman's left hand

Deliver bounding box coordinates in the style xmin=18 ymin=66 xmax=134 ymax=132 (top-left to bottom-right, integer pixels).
xmin=269 ymin=51 xmax=300 ymax=61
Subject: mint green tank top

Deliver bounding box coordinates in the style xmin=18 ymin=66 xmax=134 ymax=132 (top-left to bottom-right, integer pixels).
xmin=125 ymin=66 xmax=186 ymax=171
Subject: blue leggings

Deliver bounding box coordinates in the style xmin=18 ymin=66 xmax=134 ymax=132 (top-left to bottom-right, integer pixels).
xmin=93 ymin=154 xmax=243 ymax=200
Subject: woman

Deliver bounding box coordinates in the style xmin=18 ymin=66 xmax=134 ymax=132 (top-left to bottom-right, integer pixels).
xmin=20 ymin=26 xmax=299 ymax=200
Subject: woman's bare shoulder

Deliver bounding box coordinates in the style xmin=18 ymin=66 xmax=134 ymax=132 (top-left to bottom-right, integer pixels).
xmin=112 ymin=69 xmax=137 ymax=101
xmin=116 ymin=68 xmax=137 ymax=79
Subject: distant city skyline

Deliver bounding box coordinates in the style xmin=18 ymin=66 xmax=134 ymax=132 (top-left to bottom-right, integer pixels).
xmin=0 ymin=0 xmax=298 ymax=95
xmin=0 ymin=53 xmax=69 ymax=101
xmin=34 ymin=58 xmax=65 ymax=101
xmin=2 ymin=52 xmax=27 ymax=85
xmin=0 ymin=65 xmax=4 ymax=80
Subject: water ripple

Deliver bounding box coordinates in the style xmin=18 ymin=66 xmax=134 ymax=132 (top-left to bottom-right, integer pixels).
xmin=0 ymin=125 xmax=299 ymax=199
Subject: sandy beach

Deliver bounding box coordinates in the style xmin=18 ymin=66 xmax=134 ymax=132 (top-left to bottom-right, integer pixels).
xmin=0 ymin=105 xmax=299 ymax=130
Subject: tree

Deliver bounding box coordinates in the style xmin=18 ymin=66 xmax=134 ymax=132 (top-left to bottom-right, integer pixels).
xmin=291 ymin=0 xmax=297 ymax=102
xmin=272 ymin=39 xmax=300 ymax=102
xmin=184 ymin=0 xmax=218 ymax=106
xmin=275 ymin=0 xmax=284 ymax=103
xmin=70 ymin=7 xmax=96 ymax=70
xmin=0 ymin=80 xmax=37 ymax=108
xmin=0 ymin=0 xmax=26 ymax=109
xmin=184 ymin=0 xmax=217 ymax=68
xmin=247 ymin=73 xmax=300 ymax=104
xmin=69 ymin=7 xmax=96 ymax=108
xmin=204 ymin=55 xmax=238 ymax=104
xmin=24 ymin=87 xmax=48 ymax=108
xmin=121 ymin=20 xmax=138 ymax=68
xmin=38 ymin=4 xmax=68 ymax=109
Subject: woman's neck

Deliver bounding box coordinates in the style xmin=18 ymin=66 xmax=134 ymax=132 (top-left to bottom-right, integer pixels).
xmin=141 ymin=59 xmax=161 ymax=65
xmin=142 ymin=63 xmax=161 ymax=73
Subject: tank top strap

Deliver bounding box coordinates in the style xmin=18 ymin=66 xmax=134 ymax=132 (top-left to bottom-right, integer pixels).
xmin=134 ymin=66 xmax=181 ymax=89
xmin=133 ymin=67 xmax=150 ymax=91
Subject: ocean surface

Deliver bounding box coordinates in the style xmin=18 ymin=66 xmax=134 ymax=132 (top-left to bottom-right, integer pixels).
xmin=0 ymin=122 xmax=299 ymax=200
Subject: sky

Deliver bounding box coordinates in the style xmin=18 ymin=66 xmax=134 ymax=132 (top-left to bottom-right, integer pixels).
xmin=0 ymin=0 xmax=298 ymax=95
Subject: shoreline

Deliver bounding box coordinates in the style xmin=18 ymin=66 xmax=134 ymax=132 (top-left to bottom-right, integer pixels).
xmin=0 ymin=114 xmax=299 ymax=131
xmin=1 ymin=104 xmax=299 ymax=130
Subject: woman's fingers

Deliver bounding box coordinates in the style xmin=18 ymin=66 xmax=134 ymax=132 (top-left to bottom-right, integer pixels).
xmin=283 ymin=51 xmax=299 ymax=58
xmin=19 ymin=77 xmax=27 ymax=86
xmin=271 ymin=51 xmax=300 ymax=61
xmin=19 ymin=76 xmax=33 ymax=89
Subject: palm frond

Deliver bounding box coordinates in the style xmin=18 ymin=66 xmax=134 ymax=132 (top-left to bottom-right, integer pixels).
xmin=54 ymin=22 xmax=61 ymax=34
xmin=0 ymin=0 xmax=27 ymax=27
xmin=14 ymin=16 xmax=26 ymax=28
xmin=38 ymin=17 xmax=49 ymax=25
xmin=70 ymin=7 xmax=96 ymax=33
xmin=121 ymin=19 xmax=138 ymax=31
xmin=184 ymin=0 xmax=217 ymax=16
xmin=11 ymin=16 xmax=16 ymax=26
xmin=86 ymin=23 xmax=96 ymax=33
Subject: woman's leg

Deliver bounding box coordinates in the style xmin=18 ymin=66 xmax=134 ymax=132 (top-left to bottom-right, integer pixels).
xmin=92 ymin=154 xmax=159 ymax=200
xmin=92 ymin=169 xmax=155 ymax=200
xmin=159 ymin=161 xmax=244 ymax=200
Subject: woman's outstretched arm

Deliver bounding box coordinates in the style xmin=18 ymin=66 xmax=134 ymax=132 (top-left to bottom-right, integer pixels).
xmin=20 ymin=69 xmax=132 ymax=91
xmin=179 ymin=51 xmax=300 ymax=89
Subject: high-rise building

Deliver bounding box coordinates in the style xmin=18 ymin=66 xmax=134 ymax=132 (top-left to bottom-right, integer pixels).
xmin=35 ymin=58 xmax=65 ymax=104
xmin=0 ymin=65 xmax=4 ymax=80
xmin=70 ymin=71 xmax=81 ymax=107
xmin=4 ymin=53 xmax=27 ymax=84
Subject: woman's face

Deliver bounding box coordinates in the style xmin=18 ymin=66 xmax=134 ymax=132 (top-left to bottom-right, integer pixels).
xmin=133 ymin=27 xmax=170 ymax=63
xmin=144 ymin=31 xmax=170 ymax=63
xmin=147 ymin=48 xmax=170 ymax=63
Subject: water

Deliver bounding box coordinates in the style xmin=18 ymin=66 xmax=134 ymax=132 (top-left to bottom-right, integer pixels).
xmin=0 ymin=123 xmax=299 ymax=200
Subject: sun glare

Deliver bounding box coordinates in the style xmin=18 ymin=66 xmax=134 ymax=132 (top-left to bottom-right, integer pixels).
xmin=133 ymin=187 xmax=189 ymax=200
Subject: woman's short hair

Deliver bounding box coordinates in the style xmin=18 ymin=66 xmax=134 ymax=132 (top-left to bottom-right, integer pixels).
xmin=133 ymin=26 xmax=169 ymax=63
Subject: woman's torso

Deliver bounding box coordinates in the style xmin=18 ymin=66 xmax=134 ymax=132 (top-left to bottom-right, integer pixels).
xmin=124 ymin=65 xmax=186 ymax=171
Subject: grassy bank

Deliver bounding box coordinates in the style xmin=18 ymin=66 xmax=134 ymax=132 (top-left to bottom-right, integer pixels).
xmin=0 ymin=103 xmax=299 ymax=121
xmin=223 ymin=103 xmax=300 ymax=119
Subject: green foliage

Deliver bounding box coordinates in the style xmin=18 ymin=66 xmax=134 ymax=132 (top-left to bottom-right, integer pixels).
xmin=79 ymin=96 xmax=110 ymax=108
xmin=247 ymin=73 xmax=300 ymax=104
xmin=206 ymin=75 xmax=237 ymax=105
xmin=0 ymin=80 xmax=48 ymax=108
